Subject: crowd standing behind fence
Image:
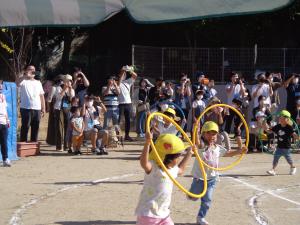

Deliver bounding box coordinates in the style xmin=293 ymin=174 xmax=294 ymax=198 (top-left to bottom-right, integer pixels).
xmin=1 ymin=62 xmax=300 ymax=167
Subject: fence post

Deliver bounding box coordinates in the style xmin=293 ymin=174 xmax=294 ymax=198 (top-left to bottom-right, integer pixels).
xmin=161 ymin=47 xmax=165 ymax=79
xmin=131 ymin=45 xmax=135 ymax=66
xmin=283 ymin=48 xmax=286 ymax=78
xmin=221 ymin=47 xmax=225 ymax=82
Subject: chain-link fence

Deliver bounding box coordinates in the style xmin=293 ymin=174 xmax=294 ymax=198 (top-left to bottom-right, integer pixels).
xmin=132 ymin=45 xmax=300 ymax=83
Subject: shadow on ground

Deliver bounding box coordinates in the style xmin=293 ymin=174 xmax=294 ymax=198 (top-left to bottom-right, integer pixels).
xmin=71 ymin=156 xmax=139 ymax=160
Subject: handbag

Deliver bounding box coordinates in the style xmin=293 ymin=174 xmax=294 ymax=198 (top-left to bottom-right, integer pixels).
xmin=137 ymin=102 xmax=150 ymax=112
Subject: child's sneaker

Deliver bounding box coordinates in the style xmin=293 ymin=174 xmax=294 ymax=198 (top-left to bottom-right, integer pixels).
xmin=101 ymin=147 xmax=108 ymax=155
xmin=290 ymin=167 xmax=297 ymax=175
xmin=267 ymin=169 xmax=276 ymax=176
xmin=197 ymin=217 xmax=209 ymax=225
xmin=3 ymin=159 xmax=11 ymax=167
xmin=95 ymin=148 xmax=103 ymax=155
xmin=74 ymin=151 xmax=82 ymax=155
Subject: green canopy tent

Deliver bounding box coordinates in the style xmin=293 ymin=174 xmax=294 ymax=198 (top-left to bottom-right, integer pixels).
xmin=0 ymin=0 xmax=295 ymax=27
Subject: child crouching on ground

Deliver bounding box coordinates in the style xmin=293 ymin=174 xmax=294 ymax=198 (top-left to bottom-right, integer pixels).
xmin=135 ymin=132 xmax=193 ymax=225
xmin=188 ymin=121 xmax=247 ymax=225
xmin=266 ymin=110 xmax=298 ymax=176
xmin=70 ymin=106 xmax=84 ymax=155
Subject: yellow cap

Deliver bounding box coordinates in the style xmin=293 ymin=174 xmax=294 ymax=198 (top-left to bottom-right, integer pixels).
xmin=279 ymin=110 xmax=293 ymax=126
xmin=164 ymin=107 xmax=181 ymax=121
xmin=279 ymin=110 xmax=291 ymax=118
xmin=201 ymin=121 xmax=219 ymax=134
xmin=149 ymin=134 xmax=189 ymax=162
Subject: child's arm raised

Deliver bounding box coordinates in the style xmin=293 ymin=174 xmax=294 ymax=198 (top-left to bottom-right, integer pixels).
xmin=178 ymin=146 xmax=193 ymax=175
xmin=140 ymin=132 xmax=153 ymax=174
xmin=224 ymin=146 xmax=248 ymax=157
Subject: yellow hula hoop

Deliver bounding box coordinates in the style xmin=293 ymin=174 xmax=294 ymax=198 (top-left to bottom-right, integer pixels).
xmin=192 ymin=104 xmax=249 ymax=171
xmin=146 ymin=112 xmax=207 ymax=199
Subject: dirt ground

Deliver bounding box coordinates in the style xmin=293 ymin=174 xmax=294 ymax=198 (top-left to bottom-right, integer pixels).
xmin=1 ymin=116 xmax=300 ymax=225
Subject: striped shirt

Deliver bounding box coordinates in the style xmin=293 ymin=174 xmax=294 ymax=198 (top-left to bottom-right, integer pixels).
xmin=102 ymin=86 xmax=119 ymax=109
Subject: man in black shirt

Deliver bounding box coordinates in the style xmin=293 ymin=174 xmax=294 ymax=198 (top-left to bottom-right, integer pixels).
xmin=266 ymin=110 xmax=298 ymax=176
xmin=148 ymin=78 xmax=164 ymax=106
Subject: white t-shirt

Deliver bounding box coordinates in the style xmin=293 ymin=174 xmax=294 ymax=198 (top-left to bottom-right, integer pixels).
xmin=225 ymin=83 xmax=241 ymax=104
xmin=191 ymin=144 xmax=227 ymax=180
xmin=71 ymin=117 xmax=84 ymax=136
xmin=251 ymin=83 xmax=271 ymax=108
xmin=84 ymin=106 xmax=102 ymax=131
xmin=209 ymin=88 xmax=217 ymax=98
xmin=48 ymin=86 xmax=75 ymax=110
xmin=135 ymin=161 xmax=179 ymax=218
xmin=192 ymin=99 xmax=206 ymax=109
xmin=119 ymin=78 xmax=134 ymax=104
xmin=0 ymin=93 xmax=8 ymax=125
xmin=157 ymin=121 xmax=178 ymax=135
xmin=19 ymin=79 xmax=44 ymax=110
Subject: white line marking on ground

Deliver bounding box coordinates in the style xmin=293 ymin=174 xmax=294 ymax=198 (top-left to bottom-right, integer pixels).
xmin=249 ymin=193 xmax=268 ymax=225
xmin=226 ymin=177 xmax=300 ymax=206
xmin=9 ymin=173 xmax=138 ymax=225
xmin=224 ymin=176 xmax=300 ymax=225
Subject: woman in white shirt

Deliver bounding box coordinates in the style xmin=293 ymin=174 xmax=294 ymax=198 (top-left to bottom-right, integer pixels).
xmin=47 ymin=75 xmax=74 ymax=151
xmin=251 ymin=73 xmax=273 ymax=108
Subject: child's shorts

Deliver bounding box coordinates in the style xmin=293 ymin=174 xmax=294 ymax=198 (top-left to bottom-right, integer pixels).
xmin=136 ymin=215 xmax=174 ymax=225
xmin=72 ymin=135 xmax=83 ymax=146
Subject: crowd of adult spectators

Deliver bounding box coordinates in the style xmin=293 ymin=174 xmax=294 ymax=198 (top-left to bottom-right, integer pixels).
xmin=1 ymin=64 xmax=300 ymax=166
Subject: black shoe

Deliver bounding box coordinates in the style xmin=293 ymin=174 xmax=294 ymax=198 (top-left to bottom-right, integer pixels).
xmin=68 ymin=148 xmax=73 ymax=154
xmin=74 ymin=151 xmax=82 ymax=155
xmin=125 ymin=136 xmax=134 ymax=142
xmin=101 ymin=147 xmax=108 ymax=155
xmin=95 ymin=148 xmax=104 ymax=155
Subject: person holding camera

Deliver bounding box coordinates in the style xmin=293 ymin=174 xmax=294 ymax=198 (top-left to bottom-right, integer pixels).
xmin=266 ymin=72 xmax=283 ymax=111
xmin=72 ymin=67 xmax=90 ymax=106
xmin=102 ymin=76 xmax=121 ymax=130
xmin=117 ymin=66 xmax=138 ymax=141
xmin=136 ymin=78 xmax=154 ymax=138
xmin=47 ymin=74 xmax=75 ymax=151
xmin=82 ymin=95 xmax=109 ymax=155
xmin=148 ymin=77 xmax=164 ymax=106
xmin=284 ymin=74 xmax=300 ymax=121
xmin=174 ymin=73 xmax=192 ymax=131
xmin=192 ymin=71 xmax=210 ymax=103
xmin=251 ymin=73 xmax=273 ymax=108
xmin=224 ymin=72 xmax=245 ymax=133
xmin=18 ymin=65 xmax=45 ymax=142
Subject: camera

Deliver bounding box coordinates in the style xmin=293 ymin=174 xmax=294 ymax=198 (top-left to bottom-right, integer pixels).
xmin=235 ymin=78 xmax=241 ymax=85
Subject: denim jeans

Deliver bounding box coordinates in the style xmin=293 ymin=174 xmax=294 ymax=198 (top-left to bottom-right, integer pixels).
xmin=20 ymin=108 xmax=41 ymax=142
xmin=273 ymin=148 xmax=293 ymax=167
xmin=0 ymin=124 xmax=8 ymax=161
xmin=103 ymin=108 xmax=119 ymax=129
xmin=189 ymin=178 xmax=217 ymax=218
